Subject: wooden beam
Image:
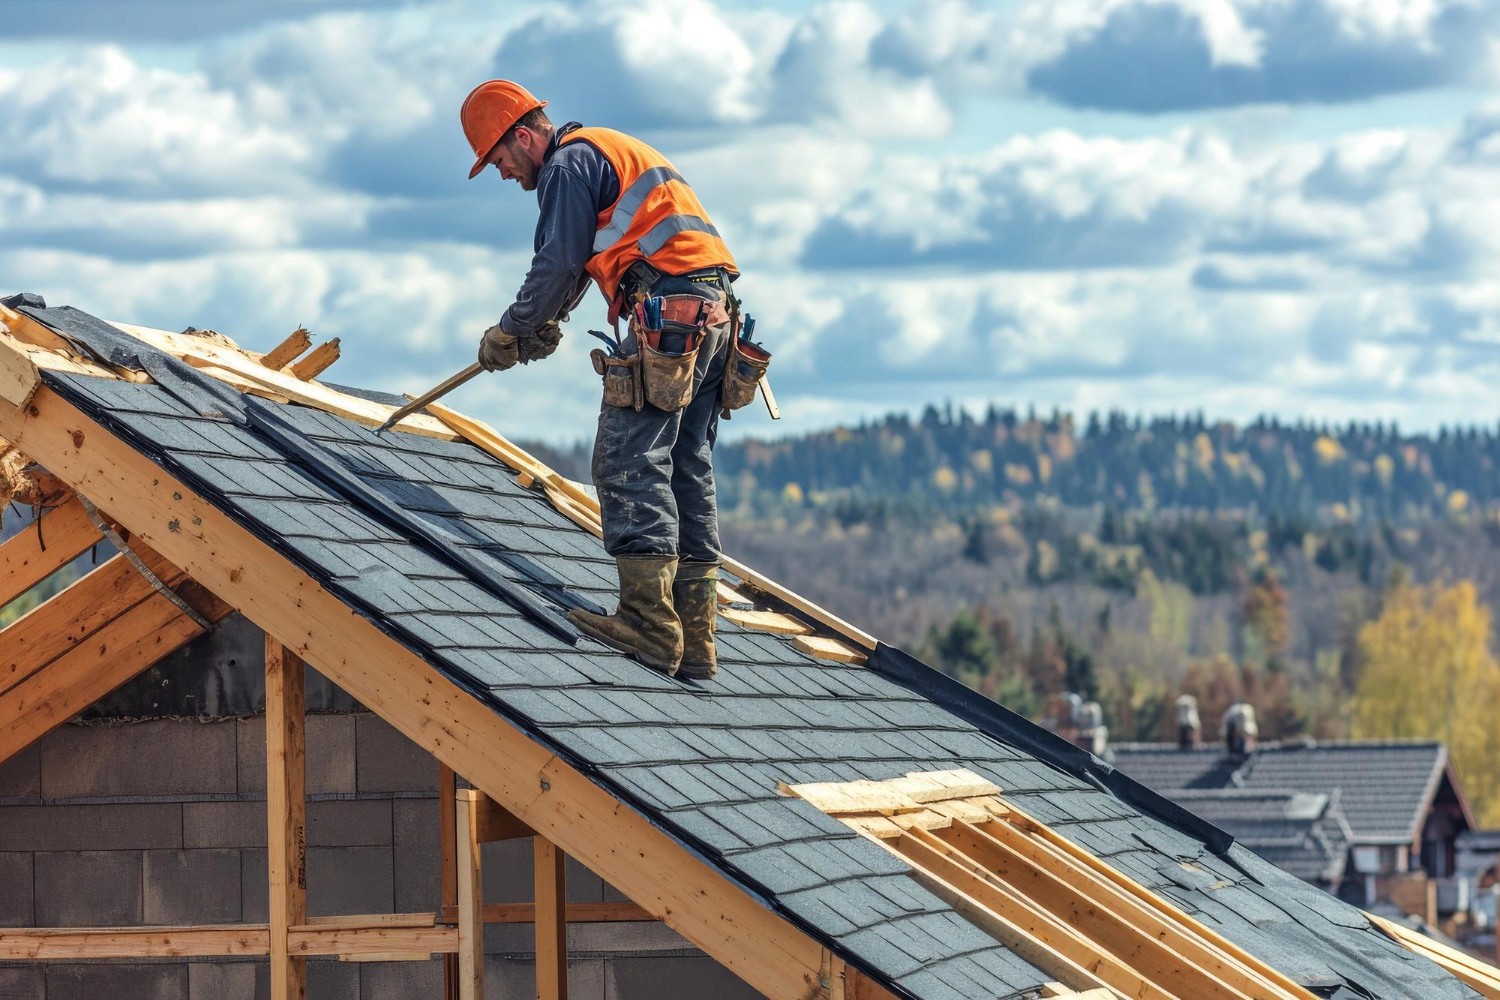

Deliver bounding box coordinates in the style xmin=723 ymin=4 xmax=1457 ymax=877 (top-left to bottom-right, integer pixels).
xmin=1370 ymin=913 xmax=1500 ymax=999
xmin=0 ymin=549 xmax=174 ymax=696
xmin=475 ymin=792 xmax=537 ymax=843
xmin=440 ymin=764 xmax=460 ymax=1000
xmin=0 ymin=919 xmax=457 ymax=960
xmin=289 ymin=338 xmax=340 ymax=380
xmin=267 ymin=640 xmax=308 ymax=1000
xmin=0 ymin=328 xmax=40 ymax=408
xmin=457 ymin=790 xmax=485 ymax=1000
xmin=439 ymin=902 xmax=654 ymax=925
xmin=0 ymin=497 xmax=101 ymax=607
xmin=719 ymin=606 xmax=812 ymax=636
xmin=933 ymin=821 xmax=1252 ymax=1000
xmin=0 ymin=577 xmax=231 ymax=765
xmin=535 ymin=837 xmax=568 ymax=1000
xmin=262 ymin=328 xmax=313 ymax=370
xmin=963 ymin=818 xmax=1309 ymax=1000
xmin=0 ymin=383 xmax=850 ymax=1000
xmin=877 ymin=831 xmax=1123 ymax=998
xmin=792 ymin=634 xmax=866 ymax=665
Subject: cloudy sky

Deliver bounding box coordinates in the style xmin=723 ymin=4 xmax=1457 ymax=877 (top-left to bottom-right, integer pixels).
xmin=4 ymin=0 xmax=1500 ymax=442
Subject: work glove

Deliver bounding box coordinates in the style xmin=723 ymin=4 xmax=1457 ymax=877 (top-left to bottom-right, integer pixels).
xmin=478 ymin=324 xmax=519 ymax=371
xmin=518 ymin=321 xmax=563 ymax=364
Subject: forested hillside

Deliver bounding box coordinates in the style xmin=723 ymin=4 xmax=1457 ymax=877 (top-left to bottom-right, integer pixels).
xmin=529 ymin=407 xmax=1500 ymax=823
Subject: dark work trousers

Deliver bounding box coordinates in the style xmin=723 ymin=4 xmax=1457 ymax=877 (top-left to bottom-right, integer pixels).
xmin=592 ymin=272 xmax=732 ymax=564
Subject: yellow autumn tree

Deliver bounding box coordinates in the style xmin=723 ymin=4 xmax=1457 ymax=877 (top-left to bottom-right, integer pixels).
xmin=1353 ymin=581 xmax=1500 ymax=824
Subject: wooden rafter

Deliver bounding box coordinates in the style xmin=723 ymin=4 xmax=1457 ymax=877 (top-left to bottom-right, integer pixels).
xmin=0 ymin=381 xmax=864 ymax=1000
xmin=0 ymin=575 xmax=230 ymax=765
xmin=0 ymin=497 xmax=102 ymax=607
xmin=785 ymin=770 xmax=1319 ymax=1000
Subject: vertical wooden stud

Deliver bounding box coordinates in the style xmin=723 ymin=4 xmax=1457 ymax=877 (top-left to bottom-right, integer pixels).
xmin=441 ymin=764 xmax=460 ymax=1000
xmin=266 ymin=640 xmax=307 ymax=1000
xmin=533 ymin=837 xmax=568 ymax=1000
xmin=457 ymin=789 xmax=485 ymax=1000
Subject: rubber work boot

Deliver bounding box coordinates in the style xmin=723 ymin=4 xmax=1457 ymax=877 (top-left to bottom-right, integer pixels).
xmin=673 ymin=560 xmax=719 ymax=680
xmin=567 ymin=555 xmax=684 ymax=675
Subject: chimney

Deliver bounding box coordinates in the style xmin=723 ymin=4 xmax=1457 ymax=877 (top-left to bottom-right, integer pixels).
xmin=1175 ymin=694 xmax=1202 ymax=749
xmin=1222 ymin=701 xmax=1258 ymax=756
xmin=1073 ymin=699 xmax=1107 ymax=756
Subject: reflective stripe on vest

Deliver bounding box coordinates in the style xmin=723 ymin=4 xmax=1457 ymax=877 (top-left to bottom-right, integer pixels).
xmin=592 ymin=165 xmax=684 ymax=253
xmin=638 ymin=215 xmax=722 ymax=256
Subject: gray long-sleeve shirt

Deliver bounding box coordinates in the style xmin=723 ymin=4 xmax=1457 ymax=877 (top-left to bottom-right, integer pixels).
xmin=499 ymin=122 xmax=620 ymax=339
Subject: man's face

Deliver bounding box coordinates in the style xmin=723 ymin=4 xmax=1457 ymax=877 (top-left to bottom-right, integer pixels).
xmin=490 ymin=129 xmax=542 ymax=191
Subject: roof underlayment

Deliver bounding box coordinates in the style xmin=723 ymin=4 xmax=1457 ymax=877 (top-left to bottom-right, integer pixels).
xmin=0 ymin=294 xmax=1489 ymax=1000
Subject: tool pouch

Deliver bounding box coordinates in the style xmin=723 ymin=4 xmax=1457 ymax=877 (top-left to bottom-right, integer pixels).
xmin=637 ymin=294 xmax=719 ymax=412
xmin=720 ymin=337 xmax=771 ymax=413
xmin=592 ymin=347 xmax=643 ymax=411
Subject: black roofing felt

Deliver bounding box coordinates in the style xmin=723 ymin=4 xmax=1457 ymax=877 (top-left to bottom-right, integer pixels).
xmin=25 ymin=302 xmax=1480 ymax=1000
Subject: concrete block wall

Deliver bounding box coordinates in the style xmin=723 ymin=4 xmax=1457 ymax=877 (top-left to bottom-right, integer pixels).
xmin=0 ymin=711 xmax=758 ymax=1000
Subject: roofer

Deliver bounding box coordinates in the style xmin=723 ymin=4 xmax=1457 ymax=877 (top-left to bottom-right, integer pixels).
xmin=461 ymin=80 xmax=761 ymax=682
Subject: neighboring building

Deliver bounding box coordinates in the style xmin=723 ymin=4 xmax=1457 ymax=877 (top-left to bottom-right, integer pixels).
xmin=1111 ymin=739 xmax=1479 ymax=923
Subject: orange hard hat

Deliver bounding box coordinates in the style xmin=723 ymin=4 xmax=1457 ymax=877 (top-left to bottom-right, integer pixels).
xmin=460 ymin=80 xmax=547 ymax=179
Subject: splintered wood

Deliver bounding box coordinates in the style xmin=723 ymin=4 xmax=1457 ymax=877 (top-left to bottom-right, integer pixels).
xmin=780 ymin=768 xmax=1007 ymax=838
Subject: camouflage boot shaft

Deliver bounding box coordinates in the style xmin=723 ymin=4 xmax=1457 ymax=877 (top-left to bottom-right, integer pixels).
xmin=674 ymin=560 xmax=719 ymax=681
xmin=567 ymin=555 xmax=683 ymax=675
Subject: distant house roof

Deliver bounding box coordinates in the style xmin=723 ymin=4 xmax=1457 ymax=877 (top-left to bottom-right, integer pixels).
xmin=1111 ymin=740 xmax=1474 ymax=846
xmin=0 ymin=294 xmax=1484 ymax=1000
xmin=1171 ymin=789 xmax=1351 ymax=886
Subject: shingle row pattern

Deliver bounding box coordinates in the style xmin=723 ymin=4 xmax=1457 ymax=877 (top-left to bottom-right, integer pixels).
xmin=1112 ymin=741 xmax=1449 ymax=843
xmin=1172 ymin=790 xmax=1350 ymax=885
xmin=46 ymin=371 xmax=1478 ymax=1000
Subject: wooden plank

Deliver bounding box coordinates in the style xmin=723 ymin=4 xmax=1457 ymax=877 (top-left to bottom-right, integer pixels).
xmin=339 ymin=952 xmax=434 ymax=963
xmin=0 ymin=328 xmax=39 ymax=408
xmin=935 ymin=821 xmax=1254 ymax=1000
xmin=719 ymin=606 xmax=812 ymax=636
xmin=290 ymin=338 xmax=340 ymax=380
xmin=1001 ymin=808 xmax=1315 ymax=999
xmin=439 ymin=902 xmax=655 ymax=925
xmin=457 ymin=791 xmax=485 ymax=1000
xmin=968 ymin=818 xmax=1308 ymax=1000
xmin=267 ymin=639 xmax=308 ymax=1000
xmin=180 ymin=351 xmax=458 ymax=440
xmin=0 ymin=922 xmax=456 ymax=960
xmin=304 ymin=913 xmax=436 ymax=929
xmin=716 ymin=581 xmax=751 ymax=606
xmin=0 ymin=551 xmax=165 ymax=696
xmin=0 ymin=325 xmax=116 ymax=384
xmin=0 ymin=498 xmax=101 ymax=608
xmin=866 ymin=833 xmax=1121 ymax=997
xmin=792 ymin=634 xmax=866 ymax=665
xmin=893 ymin=830 xmax=1150 ymax=999
xmin=440 ymin=764 xmax=460 ymax=1000
xmin=1369 ymin=913 xmax=1500 ymax=998
xmin=0 ymin=580 xmax=230 ymax=765
xmin=426 ymin=402 xmax=878 ymax=651
xmin=535 ymin=837 xmax=568 ymax=1000
xmin=0 ymin=924 xmax=270 ymax=959
xmin=1 ymin=384 xmax=842 ymax=1000
xmin=286 ymin=924 xmax=456 ymax=957
xmin=262 ymin=327 xmax=313 ymax=370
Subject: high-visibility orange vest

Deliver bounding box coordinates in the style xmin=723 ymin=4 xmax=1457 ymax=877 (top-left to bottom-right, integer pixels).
xmin=560 ymin=127 xmax=737 ymax=303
